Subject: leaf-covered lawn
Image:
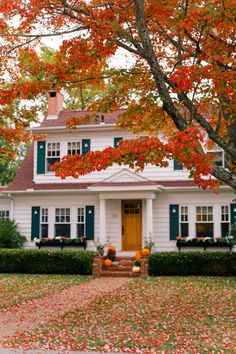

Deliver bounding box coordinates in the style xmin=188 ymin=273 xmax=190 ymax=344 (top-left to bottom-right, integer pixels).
xmin=3 ymin=276 xmax=236 ymax=353
xmin=0 ymin=274 xmax=88 ymax=310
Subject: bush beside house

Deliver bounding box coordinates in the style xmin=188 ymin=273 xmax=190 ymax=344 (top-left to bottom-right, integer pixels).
xmin=0 ymin=219 xmax=26 ymax=248
xmin=0 ymin=249 xmax=94 ymax=275
xmin=149 ymin=252 xmax=236 ymax=276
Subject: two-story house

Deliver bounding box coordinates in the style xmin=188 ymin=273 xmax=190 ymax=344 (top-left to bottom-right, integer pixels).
xmin=0 ymin=91 xmax=235 ymax=252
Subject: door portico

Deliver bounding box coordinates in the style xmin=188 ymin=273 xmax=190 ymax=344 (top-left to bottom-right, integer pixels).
xmin=97 ymin=190 xmax=157 ymax=251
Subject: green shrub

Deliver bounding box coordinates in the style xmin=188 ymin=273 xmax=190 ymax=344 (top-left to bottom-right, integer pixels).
xmin=0 ymin=219 xmax=26 ymax=248
xmin=148 ymin=252 xmax=236 ymax=276
xmin=0 ymin=249 xmax=95 ymax=274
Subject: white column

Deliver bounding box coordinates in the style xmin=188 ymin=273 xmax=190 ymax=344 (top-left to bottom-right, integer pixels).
xmin=99 ymin=199 xmax=106 ymax=243
xmin=146 ymin=198 xmax=153 ymax=238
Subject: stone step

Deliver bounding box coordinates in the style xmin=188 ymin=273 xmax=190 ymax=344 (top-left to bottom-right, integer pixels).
xmin=100 ymin=270 xmax=141 ymax=277
xmin=103 ymin=265 xmax=133 ymax=272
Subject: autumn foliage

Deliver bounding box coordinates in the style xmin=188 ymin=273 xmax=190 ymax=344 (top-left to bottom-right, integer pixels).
xmin=0 ymin=0 xmax=235 ymax=189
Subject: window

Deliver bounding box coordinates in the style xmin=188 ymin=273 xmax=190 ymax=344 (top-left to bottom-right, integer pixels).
xmin=196 ymin=206 xmax=213 ymax=237
xmin=40 ymin=208 xmax=48 ymax=238
xmin=0 ymin=210 xmax=9 ymax=220
xmin=180 ymin=206 xmax=188 ymax=237
xmin=46 ymin=142 xmax=60 ymax=171
xmin=68 ymin=142 xmax=80 ymax=155
xmin=55 ymin=208 xmax=70 ymax=237
xmin=210 ymin=151 xmax=223 ymax=167
xmin=77 ymin=207 xmax=85 ymax=237
xmin=221 ymin=205 xmax=230 ymax=237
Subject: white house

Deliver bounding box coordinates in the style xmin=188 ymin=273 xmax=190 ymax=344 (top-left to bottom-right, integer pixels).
xmin=0 ymin=91 xmax=235 ymax=252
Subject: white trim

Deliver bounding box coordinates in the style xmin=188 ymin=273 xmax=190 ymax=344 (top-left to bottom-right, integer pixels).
xmin=102 ymin=168 xmax=150 ymax=183
xmin=88 ymin=185 xmax=164 ymax=192
xmin=30 ymin=124 xmax=116 ymax=133
xmin=99 ymin=191 xmax=157 ymax=200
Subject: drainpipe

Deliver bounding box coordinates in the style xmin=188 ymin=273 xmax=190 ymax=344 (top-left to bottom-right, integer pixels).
xmin=7 ymin=193 xmax=14 ymax=220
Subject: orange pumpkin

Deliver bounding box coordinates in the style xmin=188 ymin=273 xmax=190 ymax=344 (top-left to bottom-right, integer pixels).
xmin=108 ymin=245 xmax=116 ymax=251
xmin=141 ymin=248 xmax=151 ymax=256
xmin=135 ymin=251 xmax=142 ymax=260
xmin=104 ymin=259 xmax=112 ymax=267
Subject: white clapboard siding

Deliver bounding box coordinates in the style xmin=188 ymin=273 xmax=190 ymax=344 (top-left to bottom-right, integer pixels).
xmin=34 ymin=129 xmax=190 ymax=184
xmin=153 ymin=190 xmax=234 ymax=251
xmin=13 ymin=193 xmax=99 ymax=244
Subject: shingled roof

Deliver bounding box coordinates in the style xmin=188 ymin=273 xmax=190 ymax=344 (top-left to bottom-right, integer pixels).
xmin=40 ymin=109 xmax=126 ymax=128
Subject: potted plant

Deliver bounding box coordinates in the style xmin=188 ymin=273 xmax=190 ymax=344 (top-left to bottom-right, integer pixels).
xmin=94 ymin=239 xmax=107 ymax=256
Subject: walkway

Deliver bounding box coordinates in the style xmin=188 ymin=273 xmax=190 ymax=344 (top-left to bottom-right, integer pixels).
xmin=0 ymin=277 xmax=132 ymax=340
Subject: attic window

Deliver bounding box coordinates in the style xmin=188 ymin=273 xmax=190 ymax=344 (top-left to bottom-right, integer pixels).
xmin=49 ymin=91 xmax=56 ymax=98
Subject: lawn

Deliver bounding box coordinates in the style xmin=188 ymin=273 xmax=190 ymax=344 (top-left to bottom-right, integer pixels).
xmin=0 ymin=274 xmax=88 ymax=310
xmin=1 ymin=276 xmax=235 ymax=353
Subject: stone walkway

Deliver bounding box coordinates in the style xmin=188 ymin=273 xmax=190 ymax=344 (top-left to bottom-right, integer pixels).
xmin=0 ymin=277 xmax=132 ymax=340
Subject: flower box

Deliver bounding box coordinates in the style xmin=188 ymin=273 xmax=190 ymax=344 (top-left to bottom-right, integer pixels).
xmin=35 ymin=237 xmax=87 ymax=250
xmin=176 ymin=239 xmax=234 ymax=252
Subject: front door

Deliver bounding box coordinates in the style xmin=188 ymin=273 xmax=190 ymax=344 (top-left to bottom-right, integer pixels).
xmin=122 ymin=200 xmax=142 ymax=251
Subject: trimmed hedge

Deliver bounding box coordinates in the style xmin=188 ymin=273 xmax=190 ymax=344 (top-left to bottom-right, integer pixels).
xmin=0 ymin=249 xmax=94 ymax=275
xmin=148 ymin=251 xmax=236 ymax=276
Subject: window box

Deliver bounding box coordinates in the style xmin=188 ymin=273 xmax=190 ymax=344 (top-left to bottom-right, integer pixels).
xmin=35 ymin=237 xmax=87 ymax=250
xmin=176 ymin=238 xmax=234 ymax=252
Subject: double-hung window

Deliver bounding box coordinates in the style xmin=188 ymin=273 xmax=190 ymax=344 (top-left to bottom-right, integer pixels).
xmin=77 ymin=207 xmax=85 ymax=237
xmin=68 ymin=142 xmax=80 ymax=155
xmin=41 ymin=208 xmax=48 ymax=238
xmin=0 ymin=210 xmax=9 ymax=220
xmin=55 ymin=208 xmax=70 ymax=237
xmin=196 ymin=206 xmax=213 ymax=237
xmin=46 ymin=142 xmax=60 ymax=171
xmin=221 ymin=205 xmax=230 ymax=237
xmin=180 ymin=206 xmax=188 ymax=237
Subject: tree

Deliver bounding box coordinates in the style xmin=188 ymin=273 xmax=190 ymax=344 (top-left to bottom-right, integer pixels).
xmin=0 ymin=0 xmax=235 ymax=190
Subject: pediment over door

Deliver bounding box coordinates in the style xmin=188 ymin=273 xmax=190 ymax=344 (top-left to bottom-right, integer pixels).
xmin=101 ymin=169 xmax=150 ymax=183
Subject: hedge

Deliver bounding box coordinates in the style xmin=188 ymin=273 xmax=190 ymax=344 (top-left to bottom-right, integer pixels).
xmin=0 ymin=249 xmax=94 ymax=275
xmin=148 ymin=251 xmax=236 ymax=276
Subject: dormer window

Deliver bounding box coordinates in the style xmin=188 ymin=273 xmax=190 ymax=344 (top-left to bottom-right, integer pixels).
xmin=46 ymin=142 xmax=60 ymax=171
xmin=67 ymin=142 xmax=80 ymax=155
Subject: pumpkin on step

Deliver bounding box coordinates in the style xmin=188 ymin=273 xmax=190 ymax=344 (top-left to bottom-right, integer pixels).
xmin=141 ymin=248 xmax=151 ymax=256
xmin=104 ymin=259 xmax=112 ymax=267
xmin=135 ymin=251 xmax=142 ymax=260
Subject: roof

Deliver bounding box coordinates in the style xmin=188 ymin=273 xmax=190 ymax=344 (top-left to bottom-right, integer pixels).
xmin=6 ymin=144 xmax=200 ymax=193
xmin=40 ymin=109 xmax=127 ymax=128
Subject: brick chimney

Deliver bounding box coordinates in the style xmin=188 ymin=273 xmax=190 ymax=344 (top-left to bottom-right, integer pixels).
xmin=47 ymin=90 xmax=64 ymax=119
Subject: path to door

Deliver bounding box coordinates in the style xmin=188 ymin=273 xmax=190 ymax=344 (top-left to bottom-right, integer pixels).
xmin=0 ymin=277 xmax=132 ymax=340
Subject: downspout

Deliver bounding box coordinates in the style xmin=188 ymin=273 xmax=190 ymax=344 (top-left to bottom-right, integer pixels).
xmin=7 ymin=193 xmax=14 ymax=220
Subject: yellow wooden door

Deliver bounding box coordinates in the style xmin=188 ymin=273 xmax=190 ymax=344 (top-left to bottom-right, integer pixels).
xmin=122 ymin=200 xmax=142 ymax=250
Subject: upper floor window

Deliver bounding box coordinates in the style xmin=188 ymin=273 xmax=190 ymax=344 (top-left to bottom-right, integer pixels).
xmin=180 ymin=206 xmax=188 ymax=237
xmin=196 ymin=206 xmax=213 ymax=237
xmin=0 ymin=210 xmax=9 ymax=220
xmin=68 ymin=142 xmax=80 ymax=155
xmin=221 ymin=205 xmax=230 ymax=237
xmin=47 ymin=142 xmax=60 ymax=171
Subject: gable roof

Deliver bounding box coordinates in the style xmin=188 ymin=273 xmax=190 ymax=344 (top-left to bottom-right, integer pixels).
xmin=39 ymin=109 xmax=127 ymax=128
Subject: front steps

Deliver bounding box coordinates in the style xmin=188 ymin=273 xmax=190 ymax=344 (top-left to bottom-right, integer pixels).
xmin=92 ymin=256 xmax=148 ymax=277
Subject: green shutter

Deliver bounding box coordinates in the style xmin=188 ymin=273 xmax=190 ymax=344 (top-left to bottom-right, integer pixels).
xmin=174 ymin=159 xmax=183 ymax=170
xmin=82 ymin=139 xmax=91 ymax=156
xmin=31 ymin=206 xmax=40 ymax=240
xmin=169 ymin=204 xmax=179 ymax=240
xmin=230 ymin=203 xmax=236 ymax=225
xmin=114 ymin=137 xmax=123 ymax=148
xmin=86 ymin=205 xmax=94 ymax=240
xmin=37 ymin=141 xmax=45 ymax=174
